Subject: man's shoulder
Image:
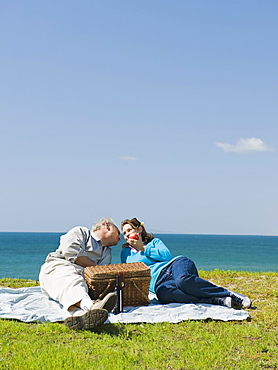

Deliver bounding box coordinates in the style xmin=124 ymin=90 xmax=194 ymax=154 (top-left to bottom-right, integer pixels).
xmin=70 ymin=226 xmax=89 ymax=232
xmin=65 ymin=226 xmax=91 ymax=239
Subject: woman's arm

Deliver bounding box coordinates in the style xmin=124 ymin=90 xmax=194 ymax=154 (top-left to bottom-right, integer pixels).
xmin=144 ymin=238 xmax=173 ymax=262
xmin=121 ymin=247 xmax=132 ymax=263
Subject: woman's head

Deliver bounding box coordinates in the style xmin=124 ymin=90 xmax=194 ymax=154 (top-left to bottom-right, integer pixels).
xmin=121 ymin=218 xmax=154 ymax=243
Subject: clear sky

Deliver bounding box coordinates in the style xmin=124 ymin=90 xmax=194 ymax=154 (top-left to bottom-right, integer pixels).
xmin=0 ymin=1 xmax=277 ymax=235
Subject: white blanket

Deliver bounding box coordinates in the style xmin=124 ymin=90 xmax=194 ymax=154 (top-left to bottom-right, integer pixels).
xmin=0 ymin=286 xmax=249 ymax=324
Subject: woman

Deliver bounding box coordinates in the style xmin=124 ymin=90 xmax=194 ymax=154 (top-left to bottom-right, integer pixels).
xmin=121 ymin=218 xmax=251 ymax=309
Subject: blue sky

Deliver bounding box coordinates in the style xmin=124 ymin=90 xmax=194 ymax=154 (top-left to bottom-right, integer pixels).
xmin=0 ymin=1 xmax=277 ymax=234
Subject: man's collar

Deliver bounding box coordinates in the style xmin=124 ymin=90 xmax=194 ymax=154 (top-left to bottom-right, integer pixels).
xmin=91 ymin=231 xmax=101 ymax=242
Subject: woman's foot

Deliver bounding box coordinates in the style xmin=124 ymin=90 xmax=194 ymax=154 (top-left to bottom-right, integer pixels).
xmin=229 ymin=291 xmax=252 ymax=309
xmin=211 ymin=297 xmax=232 ymax=307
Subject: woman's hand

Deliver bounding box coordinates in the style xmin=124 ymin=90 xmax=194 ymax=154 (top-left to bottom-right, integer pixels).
xmin=127 ymin=237 xmax=145 ymax=252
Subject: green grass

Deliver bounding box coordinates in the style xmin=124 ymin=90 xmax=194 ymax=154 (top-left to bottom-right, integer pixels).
xmin=0 ymin=270 xmax=277 ymax=369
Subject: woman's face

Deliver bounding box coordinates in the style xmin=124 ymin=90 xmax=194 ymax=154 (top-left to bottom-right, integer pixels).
xmin=122 ymin=223 xmax=139 ymax=241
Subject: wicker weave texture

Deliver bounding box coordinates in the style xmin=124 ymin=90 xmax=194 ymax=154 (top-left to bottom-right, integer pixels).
xmin=85 ymin=262 xmax=150 ymax=279
xmin=84 ymin=262 xmax=151 ymax=307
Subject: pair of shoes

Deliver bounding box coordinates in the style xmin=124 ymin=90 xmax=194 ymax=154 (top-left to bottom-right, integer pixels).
xmin=90 ymin=292 xmax=117 ymax=313
xmin=229 ymin=291 xmax=252 ymax=309
xmin=64 ymin=308 xmax=108 ymax=330
xmin=212 ymin=297 xmax=232 ymax=308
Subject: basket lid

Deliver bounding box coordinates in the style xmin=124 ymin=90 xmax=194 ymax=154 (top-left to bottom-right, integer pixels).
xmin=84 ymin=262 xmax=150 ymax=280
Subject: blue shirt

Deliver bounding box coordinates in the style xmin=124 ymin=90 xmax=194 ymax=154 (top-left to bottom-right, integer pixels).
xmin=121 ymin=238 xmax=180 ymax=293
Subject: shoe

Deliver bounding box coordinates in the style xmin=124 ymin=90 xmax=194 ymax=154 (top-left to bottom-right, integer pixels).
xmin=229 ymin=291 xmax=252 ymax=309
xmin=90 ymin=292 xmax=117 ymax=313
xmin=64 ymin=308 xmax=108 ymax=330
xmin=212 ymin=297 xmax=232 ymax=308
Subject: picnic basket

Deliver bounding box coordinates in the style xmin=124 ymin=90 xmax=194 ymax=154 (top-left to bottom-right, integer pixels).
xmin=84 ymin=262 xmax=151 ymax=307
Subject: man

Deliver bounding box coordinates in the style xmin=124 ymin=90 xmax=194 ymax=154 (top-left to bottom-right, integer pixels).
xmin=39 ymin=217 xmax=121 ymax=330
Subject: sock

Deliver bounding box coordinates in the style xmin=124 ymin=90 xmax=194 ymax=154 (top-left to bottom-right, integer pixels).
xmin=80 ymin=295 xmax=93 ymax=311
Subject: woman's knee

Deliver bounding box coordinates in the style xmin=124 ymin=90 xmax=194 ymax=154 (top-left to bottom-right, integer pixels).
xmin=173 ymin=257 xmax=199 ymax=278
xmin=156 ymin=286 xmax=172 ymax=304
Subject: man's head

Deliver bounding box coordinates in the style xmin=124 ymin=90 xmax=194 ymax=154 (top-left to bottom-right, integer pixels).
xmin=92 ymin=217 xmax=120 ymax=247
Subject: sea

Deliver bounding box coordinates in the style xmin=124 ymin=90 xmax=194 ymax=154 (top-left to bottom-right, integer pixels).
xmin=0 ymin=232 xmax=277 ymax=281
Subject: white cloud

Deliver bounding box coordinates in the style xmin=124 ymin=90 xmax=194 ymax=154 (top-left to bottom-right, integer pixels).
xmin=119 ymin=155 xmax=140 ymax=161
xmin=215 ymin=137 xmax=274 ymax=153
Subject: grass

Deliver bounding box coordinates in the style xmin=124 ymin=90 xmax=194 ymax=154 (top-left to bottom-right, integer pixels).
xmin=0 ymin=270 xmax=277 ymax=369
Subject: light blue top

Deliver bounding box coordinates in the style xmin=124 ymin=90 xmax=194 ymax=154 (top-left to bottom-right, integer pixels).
xmin=120 ymin=238 xmax=181 ymax=293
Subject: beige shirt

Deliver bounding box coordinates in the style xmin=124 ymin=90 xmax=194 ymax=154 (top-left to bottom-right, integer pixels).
xmin=45 ymin=226 xmax=112 ymax=266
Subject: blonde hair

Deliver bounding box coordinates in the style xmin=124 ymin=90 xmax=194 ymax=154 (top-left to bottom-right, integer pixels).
xmin=92 ymin=217 xmax=118 ymax=231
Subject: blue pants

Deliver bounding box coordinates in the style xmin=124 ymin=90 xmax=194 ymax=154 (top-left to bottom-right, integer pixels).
xmin=155 ymin=256 xmax=230 ymax=304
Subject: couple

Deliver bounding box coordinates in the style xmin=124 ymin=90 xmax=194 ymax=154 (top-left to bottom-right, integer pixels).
xmin=39 ymin=217 xmax=251 ymax=331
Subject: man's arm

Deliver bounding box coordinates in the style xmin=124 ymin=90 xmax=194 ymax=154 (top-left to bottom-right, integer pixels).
xmin=60 ymin=227 xmax=93 ymax=264
xmin=75 ymin=256 xmax=97 ymax=267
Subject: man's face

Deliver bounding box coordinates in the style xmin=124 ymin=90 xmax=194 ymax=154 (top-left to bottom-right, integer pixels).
xmin=102 ymin=225 xmax=121 ymax=247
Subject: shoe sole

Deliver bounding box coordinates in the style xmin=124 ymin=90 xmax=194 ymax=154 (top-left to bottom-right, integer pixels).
xmin=64 ymin=308 xmax=108 ymax=330
xmin=101 ymin=294 xmax=117 ymax=312
xmin=91 ymin=293 xmax=117 ymax=313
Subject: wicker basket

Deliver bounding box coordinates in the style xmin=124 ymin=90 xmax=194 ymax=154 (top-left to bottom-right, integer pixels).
xmin=84 ymin=262 xmax=151 ymax=307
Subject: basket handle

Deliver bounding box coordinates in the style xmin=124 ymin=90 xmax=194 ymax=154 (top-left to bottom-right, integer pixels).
xmin=130 ymin=279 xmax=150 ymax=303
xmin=98 ymin=281 xmax=114 ymax=300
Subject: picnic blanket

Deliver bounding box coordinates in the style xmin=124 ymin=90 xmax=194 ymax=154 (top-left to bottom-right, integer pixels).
xmin=0 ymin=286 xmax=250 ymax=324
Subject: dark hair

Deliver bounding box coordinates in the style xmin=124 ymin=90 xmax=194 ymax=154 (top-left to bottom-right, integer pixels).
xmin=121 ymin=218 xmax=154 ymax=244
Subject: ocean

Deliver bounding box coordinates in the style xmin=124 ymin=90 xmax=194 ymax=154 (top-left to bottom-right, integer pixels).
xmin=0 ymin=232 xmax=277 ymax=281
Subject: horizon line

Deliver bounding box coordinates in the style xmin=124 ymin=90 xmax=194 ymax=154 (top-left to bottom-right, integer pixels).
xmin=0 ymin=230 xmax=277 ymax=237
